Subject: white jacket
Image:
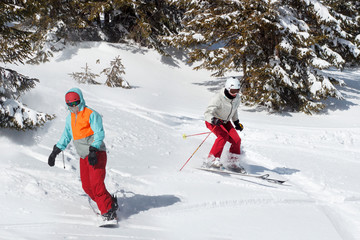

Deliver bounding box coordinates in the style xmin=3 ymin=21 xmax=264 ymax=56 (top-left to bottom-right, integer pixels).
xmin=204 ymin=88 xmax=240 ymax=124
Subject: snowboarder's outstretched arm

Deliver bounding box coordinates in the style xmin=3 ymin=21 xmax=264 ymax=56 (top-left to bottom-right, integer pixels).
xmin=56 ymin=114 xmax=73 ymax=150
xmin=48 ymin=114 xmax=72 ymax=167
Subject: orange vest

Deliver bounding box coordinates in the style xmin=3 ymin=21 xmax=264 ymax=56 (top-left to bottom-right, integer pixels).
xmin=71 ymin=107 xmax=94 ymax=140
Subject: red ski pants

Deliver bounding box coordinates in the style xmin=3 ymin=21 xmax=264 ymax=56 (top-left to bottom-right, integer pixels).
xmin=206 ymin=121 xmax=241 ymax=158
xmin=80 ymin=151 xmax=113 ymax=215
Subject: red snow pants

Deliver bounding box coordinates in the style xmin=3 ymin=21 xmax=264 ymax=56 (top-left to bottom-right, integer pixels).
xmin=80 ymin=151 xmax=113 ymax=215
xmin=205 ymin=121 xmax=241 ymax=158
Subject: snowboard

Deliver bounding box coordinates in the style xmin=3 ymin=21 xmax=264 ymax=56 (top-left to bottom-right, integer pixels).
xmin=98 ymin=218 xmax=118 ymax=228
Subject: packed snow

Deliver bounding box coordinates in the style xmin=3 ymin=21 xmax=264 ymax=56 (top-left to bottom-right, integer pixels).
xmin=1 ymin=42 xmax=360 ymax=240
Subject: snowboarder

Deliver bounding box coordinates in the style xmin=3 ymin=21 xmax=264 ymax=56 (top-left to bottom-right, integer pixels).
xmin=204 ymin=77 xmax=244 ymax=172
xmin=47 ymin=87 xmax=118 ymax=221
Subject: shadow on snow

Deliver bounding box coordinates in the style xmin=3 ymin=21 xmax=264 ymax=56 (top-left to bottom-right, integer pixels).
xmin=114 ymin=190 xmax=181 ymax=221
xmin=247 ymin=163 xmax=300 ymax=176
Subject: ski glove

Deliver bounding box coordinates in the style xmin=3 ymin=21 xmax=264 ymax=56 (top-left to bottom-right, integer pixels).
xmin=48 ymin=145 xmax=62 ymax=167
xmin=88 ymin=146 xmax=98 ymax=166
xmin=211 ymin=117 xmax=223 ymax=126
xmin=233 ymin=120 xmax=244 ymax=131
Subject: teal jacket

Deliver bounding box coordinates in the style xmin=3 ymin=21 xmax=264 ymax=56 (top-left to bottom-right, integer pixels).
xmin=56 ymin=88 xmax=106 ymax=158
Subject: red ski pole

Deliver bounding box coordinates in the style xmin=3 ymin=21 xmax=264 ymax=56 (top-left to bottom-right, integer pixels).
xmin=179 ymin=126 xmax=216 ymax=171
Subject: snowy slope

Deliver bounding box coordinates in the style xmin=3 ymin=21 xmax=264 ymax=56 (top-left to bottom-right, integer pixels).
xmin=1 ymin=42 xmax=360 ymax=240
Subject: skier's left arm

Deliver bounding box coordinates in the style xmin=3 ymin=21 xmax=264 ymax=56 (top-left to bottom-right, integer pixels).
xmin=89 ymin=111 xmax=105 ymax=149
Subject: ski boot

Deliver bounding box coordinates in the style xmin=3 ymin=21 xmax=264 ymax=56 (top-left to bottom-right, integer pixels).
xmin=207 ymin=158 xmax=223 ymax=169
xmin=225 ymin=153 xmax=246 ymax=173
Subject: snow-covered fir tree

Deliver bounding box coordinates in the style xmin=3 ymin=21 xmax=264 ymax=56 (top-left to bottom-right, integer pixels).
xmin=90 ymin=0 xmax=183 ymax=54
xmin=18 ymin=0 xmax=183 ymax=58
xmin=70 ymin=63 xmax=100 ymax=85
xmin=1 ymin=1 xmax=182 ymax=62
xmin=0 ymin=67 xmax=54 ymax=130
xmin=102 ymin=56 xmax=130 ymax=88
xmin=166 ymin=0 xmax=360 ymax=113
xmin=0 ymin=1 xmax=41 ymax=64
xmin=2 ymin=0 xmax=360 ymax=114
xmin=0 ymin=2 xmax=53 ymax=130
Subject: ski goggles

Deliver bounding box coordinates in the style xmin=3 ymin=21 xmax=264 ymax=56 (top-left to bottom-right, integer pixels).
xmin=229 ymin=88 xmax=240 ymax=94
xmin=66 ymin=100 xmax=80 ymax=107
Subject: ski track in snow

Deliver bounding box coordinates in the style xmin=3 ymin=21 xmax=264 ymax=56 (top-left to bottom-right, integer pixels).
xmin=241 ymin=129 xmax=360 ymax=240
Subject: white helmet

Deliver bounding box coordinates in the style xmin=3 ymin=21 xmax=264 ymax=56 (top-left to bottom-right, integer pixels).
xmin=225 ymin=77 xmax=240 ymax=90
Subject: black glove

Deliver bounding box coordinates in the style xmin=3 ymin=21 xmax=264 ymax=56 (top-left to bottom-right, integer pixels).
xmin=233 ymin=120 xmax=244 ymax=131
xmin=48 ymin=145 xmax=62 ymax=167
xmin=88 ymin=146 xmax=98 ymax=166
xmin=211 ymin=117 xmax=223 ymax=126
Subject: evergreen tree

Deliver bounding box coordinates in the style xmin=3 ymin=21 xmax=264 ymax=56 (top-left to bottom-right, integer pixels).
xmin=17 ymin=0 xmax=183 ymax=59
xmin=166 ymin=0 xmax=360 ymax=113
xmin=0 ymin=1 xmax=54 ymax=130
xmin=0 ymin=1 xmax=42 ymax=64
xmin=102 ymin=56 xmax=130 ymax=88
xmin=2 ymin=0 xmax=359 ymax=114
xmin=90 ymin=0 xmax=184 ymax=54
xmin=1 ymin=0 xmax=182 ymax=62
xmin=69 ymin=63 xmax=100 ymax=85
xmin=0 ymin=67 xmax=54 ymax=130
xmin=22 ymin=0 xmax=100 ymax=64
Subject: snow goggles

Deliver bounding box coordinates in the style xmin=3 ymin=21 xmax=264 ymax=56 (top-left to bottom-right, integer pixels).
xmin=229 ymin=88 xmax=240 ymax=94
xmin=66 ymin=100 xmax=80 ymax=107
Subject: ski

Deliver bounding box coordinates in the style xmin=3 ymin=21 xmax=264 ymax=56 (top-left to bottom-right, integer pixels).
xmin=196 ymin=167 xmax=286 ymax=184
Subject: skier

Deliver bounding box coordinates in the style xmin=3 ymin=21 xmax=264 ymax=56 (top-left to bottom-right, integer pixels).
xmin=47 ymin=87 xmax=118 ymax=221
xmin=204 ymin=77 xmax=244 ymax=172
